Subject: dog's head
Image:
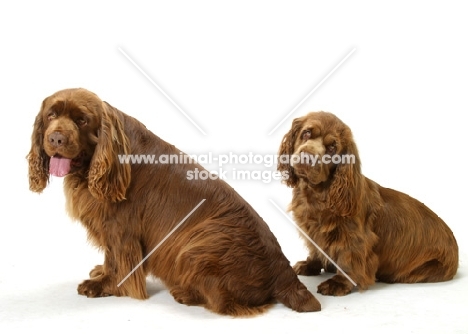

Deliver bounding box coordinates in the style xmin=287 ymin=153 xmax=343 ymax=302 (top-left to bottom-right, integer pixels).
xmin=27 ymin=88 xmax=131 ymax=202
xmin=278 ymin=111 xmax=362 ymax=214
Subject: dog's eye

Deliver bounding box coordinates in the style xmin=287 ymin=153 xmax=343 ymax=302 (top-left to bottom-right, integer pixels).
xmin=75 ymin=117 xmax=87 ymax=127
xmin=302 ymin=130 xmax=312 ymax=140
xmin=47 ymin=111 xmax=57 ymax=120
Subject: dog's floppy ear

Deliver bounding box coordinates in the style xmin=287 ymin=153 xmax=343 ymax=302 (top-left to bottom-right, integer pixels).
xmin=277 ymin=117 xmax=303 ymax=188
xmin=88 ymin=102 xmax=131 ymax=202
xmin=327 ymin=127 xmax=362 ymax=216
xmin=27 ymin=99 xmax=50 ymax=193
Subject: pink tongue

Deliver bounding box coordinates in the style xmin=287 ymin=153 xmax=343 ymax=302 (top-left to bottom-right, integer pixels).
xmin=49 ymin=156 xmax=72 ymax=177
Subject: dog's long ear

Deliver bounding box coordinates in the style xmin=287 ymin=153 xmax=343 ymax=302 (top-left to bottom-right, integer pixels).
xmin=27 ymin=100 xmax=50 ymax=193
xmin=327 ymin=127 xmax=362 ymax=216
xmin=277 ymin=117 xmax=303 ymax=188
xmin=88 ymin=102 xmax=131 ymax=202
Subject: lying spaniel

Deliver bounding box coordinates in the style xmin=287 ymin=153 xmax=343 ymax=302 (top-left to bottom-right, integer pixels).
xmin=27 ymin=88 xmax=321 ymax=316
xmin=278 ymin=111 xmax=458 ymax=296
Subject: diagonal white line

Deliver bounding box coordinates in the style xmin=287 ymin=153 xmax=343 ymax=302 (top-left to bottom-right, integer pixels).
xmin=268 ymin=47 xmax=356 ymax=136
xmin=118 ymin=47 xmax=207 ymax=135
xmin=269 ymin=199 xmax=357 ymax=287
xmin=117 ymin=199 xmax=206 ymax=287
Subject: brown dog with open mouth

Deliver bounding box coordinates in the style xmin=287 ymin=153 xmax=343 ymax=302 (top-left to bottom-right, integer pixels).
xmin=27 ymin=88 xmax=321 ymax=316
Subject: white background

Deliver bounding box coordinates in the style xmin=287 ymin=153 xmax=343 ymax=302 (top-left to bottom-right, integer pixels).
xmin=1 ymin=1 xmax=467 ymax=333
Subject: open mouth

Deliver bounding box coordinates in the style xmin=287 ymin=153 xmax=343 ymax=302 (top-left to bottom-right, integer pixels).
xmin=49 ymin=152 xmax=86 ymax=177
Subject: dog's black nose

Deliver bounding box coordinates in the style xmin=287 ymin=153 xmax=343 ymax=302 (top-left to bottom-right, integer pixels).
xmin=48 ymin=131 xmax=68 ymax=148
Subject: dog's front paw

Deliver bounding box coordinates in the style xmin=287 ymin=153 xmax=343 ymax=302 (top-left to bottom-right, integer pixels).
xmin=77 ymin=278 xmax=112 ymax=298
xmin=293 ymin=260 xmax=322 ymax=276
xmin=317 ymin=276 xmax=353 ymax=296
xmin=89 ymin=265 xmax=104 ymax=279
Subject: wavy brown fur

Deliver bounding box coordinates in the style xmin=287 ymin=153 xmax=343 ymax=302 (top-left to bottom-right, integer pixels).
xmin=27 ymin=88 xmax=320 ymax=316
xmin=278 ymin=111 xmax=458 ymax=296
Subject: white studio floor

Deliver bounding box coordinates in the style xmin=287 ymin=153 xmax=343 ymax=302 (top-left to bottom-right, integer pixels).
xmin=1 ymin=1 xmax=468 ymax=333
xmin=1 ymin=199 xmax=466 ymax=333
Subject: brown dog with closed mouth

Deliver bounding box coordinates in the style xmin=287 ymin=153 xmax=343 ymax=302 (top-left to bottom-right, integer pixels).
xmin=278 ymin=111 xmax=458 ymax=296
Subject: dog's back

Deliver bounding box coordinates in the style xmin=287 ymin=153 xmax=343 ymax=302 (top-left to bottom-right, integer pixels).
xmin=367 ymin=179 xmax=458 ymax=283
xmin=107 ymin=109 xmax=322 ymax=315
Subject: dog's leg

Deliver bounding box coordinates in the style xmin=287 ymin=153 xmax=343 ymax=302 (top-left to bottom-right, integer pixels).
xmin=317 ymin=222 xmax=379 ymax=296
xmin=317 ymin=250 xmax=378 ymax=296
xmin=77 ymin=225 xmax=148 ymax=300
xmin=169 ymin=286 xmax=205 ymax=306
xmin=293 ymin=255 xmax=324 ymax=276
xmin=387 ymin=258 xmax=456 ymax=284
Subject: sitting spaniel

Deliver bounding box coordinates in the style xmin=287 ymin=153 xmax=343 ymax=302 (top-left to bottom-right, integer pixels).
xmin=27 ymin=88 xmax=321 ymax=316
xmin=277 ymin=111 xmax=458 ymax=296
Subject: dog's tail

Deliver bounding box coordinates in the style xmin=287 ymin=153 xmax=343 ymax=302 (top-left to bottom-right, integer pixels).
xmin=274 ymin=269 xmax=321 ymax=312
